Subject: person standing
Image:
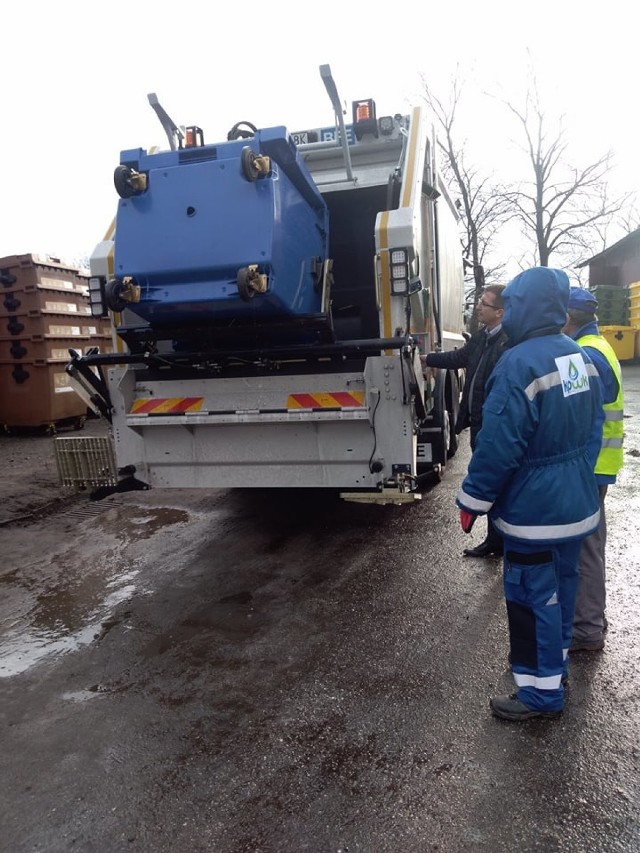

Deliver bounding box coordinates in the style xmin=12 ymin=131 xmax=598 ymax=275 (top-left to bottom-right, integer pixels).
xmin=421 ymin=284 xmax=508 ymax=558
xmin=562 ymin=287 xmax=624 ymax=653
xmin=456 ymin=267 xmax=603 ymax=721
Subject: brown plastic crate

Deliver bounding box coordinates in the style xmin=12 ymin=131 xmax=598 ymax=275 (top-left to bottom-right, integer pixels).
xmin=0 ymin=274 xmax=88 ymax=296
xmin=1 ymin=311 xmax=98 ymax=339
xmin=0 ymin=253 xmax=89 ymax=293
xmin=0 ymin=361 xmax=87 ymax=427
xmin=0 ymin=289 xmax=92 ymax=319
xmin=0 ymin=336 xmax=89 ymax=362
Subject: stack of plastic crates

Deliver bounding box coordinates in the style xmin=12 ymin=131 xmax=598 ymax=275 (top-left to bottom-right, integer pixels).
xmin=590 ymin=284 xmax=636 ymax=362
xmin=591 ymin=285 xmax=629 ymax=326
xmin=629 ymin=281 xmax=640 ymax=358
xmin=0 ymin=253 xmax=113 ymax=431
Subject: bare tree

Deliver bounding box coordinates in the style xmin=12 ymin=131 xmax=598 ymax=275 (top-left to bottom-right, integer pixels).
xmin=615 ymin=206 xmax=640 ymax=236
xmin=421 ymin=71 xmax=511 ymax=329
xmin=500 ymin=83 xmax=630 ymax=269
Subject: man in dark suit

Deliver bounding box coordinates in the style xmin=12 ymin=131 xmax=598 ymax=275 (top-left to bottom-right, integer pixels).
xmin=422 ymin=284 xmax=508 ymax=557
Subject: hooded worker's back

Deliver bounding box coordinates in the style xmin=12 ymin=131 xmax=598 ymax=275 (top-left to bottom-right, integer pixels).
xmin=456 ymin=267 xmax=602 ymax=545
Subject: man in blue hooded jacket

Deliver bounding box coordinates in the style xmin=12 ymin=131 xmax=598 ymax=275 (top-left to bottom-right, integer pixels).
xmin=456 ymin=267 xmax=603 ymax=721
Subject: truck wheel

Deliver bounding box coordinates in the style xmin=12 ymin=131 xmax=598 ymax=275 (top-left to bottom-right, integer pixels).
xmin=114 ymin=165 xmax=138 ymax=198
xmin=105 ymin=279 xmax=130 ymax=313
xmin=237 ymin=267 xmax=256 ymax=301
xmin=416 ymin=369 xmax=450 ymax=486
xmin=447 ymin=421 xmax=458 ymax=458
xmin=241 ymin=147 xmax=261 ymax=182
xmin=446 ymin=370 xmax=461 ymax=459
xmin=430 ymin=370 xmax=450 ymax=467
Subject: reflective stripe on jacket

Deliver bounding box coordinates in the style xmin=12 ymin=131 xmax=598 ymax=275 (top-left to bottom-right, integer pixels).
xmin=576 ymin=333 xmax=624 ymax=476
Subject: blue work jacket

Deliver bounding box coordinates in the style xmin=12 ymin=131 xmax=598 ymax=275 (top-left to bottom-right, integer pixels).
xmin=456 ymin=267 xmax=603 ymax=545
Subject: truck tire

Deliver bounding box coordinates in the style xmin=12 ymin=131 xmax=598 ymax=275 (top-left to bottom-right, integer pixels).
xmin=114 ymin=165 xmax=139 ymax=199
xmin=416 ymin=369 xmax=449 ymax=485
xmin=445 ymin=370 xmax=461 ymax=459
xmin=431 ymin=369 xmax=452 ymax=467
xmin=105 ymin=279 xmax=130 ymax=313
xmin=237 ymin=267 xmax=256 ymax=301
xmin=241 ymin=146 xmax=261 ymax=182
xmin=416 ymin=368 xmax=460 ymax=486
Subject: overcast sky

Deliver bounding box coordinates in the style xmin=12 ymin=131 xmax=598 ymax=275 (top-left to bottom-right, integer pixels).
xmin=1 ymin=0 xmax=637 ymax=276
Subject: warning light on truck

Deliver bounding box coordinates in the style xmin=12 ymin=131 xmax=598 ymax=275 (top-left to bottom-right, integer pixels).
xmin=352 ymin=99 xmax=378 ymax=140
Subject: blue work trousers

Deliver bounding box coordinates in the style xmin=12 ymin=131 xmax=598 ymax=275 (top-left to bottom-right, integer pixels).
xmin=503 ymin=537 xmax=582 ymax=712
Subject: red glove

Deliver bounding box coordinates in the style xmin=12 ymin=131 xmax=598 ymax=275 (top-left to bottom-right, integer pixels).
xmin=459 ymin=509 xmax=477 ymax=533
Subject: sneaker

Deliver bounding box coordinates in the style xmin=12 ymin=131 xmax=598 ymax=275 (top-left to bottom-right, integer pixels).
xmin=490 ymin=693 xmax=562 ymax=721
xmin=569 ymin=637 xmax=605 ymax=653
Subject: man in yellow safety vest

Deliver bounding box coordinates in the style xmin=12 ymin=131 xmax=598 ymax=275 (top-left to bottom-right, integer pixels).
xmin=563 ymin=287 xmax=624 ymax=653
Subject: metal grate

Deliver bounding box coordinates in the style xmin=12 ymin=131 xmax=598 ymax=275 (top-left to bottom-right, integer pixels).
xmin=54 ymin=435 xmax=118 ymax=489
xmin=62 ymin=499 xmax=123 ymax=520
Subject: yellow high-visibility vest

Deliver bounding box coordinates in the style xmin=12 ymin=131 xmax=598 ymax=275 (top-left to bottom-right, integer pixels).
xmin=577 ymin=333 xmax=624 ymax=476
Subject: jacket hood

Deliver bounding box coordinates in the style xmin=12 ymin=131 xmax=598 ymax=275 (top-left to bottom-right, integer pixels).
xmin=502 ymin=267 xmax=570 ymax=344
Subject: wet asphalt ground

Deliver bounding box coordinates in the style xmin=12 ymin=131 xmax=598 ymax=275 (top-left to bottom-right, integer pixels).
xmin=1 ymin=366 xmax=639 ymax=853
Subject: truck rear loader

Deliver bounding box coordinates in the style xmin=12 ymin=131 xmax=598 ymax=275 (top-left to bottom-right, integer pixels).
xmin=63 ymin=65 xmax=466 ymax=504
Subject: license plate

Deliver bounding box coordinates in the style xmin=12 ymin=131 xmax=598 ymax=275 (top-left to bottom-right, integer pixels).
xmin=291 ymin=131 xmax=311 ymax=146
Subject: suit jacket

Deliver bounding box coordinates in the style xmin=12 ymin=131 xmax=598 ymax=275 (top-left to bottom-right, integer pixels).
xmin=425 ymin=327 xmax=508 ymax=447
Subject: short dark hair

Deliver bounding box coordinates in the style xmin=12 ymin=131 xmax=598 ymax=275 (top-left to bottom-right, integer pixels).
xmin=483 ymin=284 xmax=506 ymax=309
xmin=567 ymin=308 xmax=596 ymax=327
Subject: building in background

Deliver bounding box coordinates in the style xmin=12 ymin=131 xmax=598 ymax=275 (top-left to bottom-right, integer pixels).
xmin=578 ymin=228 xmax=640 ymax=290
xmin=577 ymin=229 xmax=640 ymax=363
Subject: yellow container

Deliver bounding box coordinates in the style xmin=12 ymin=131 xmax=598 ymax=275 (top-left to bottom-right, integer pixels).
xmin=629 ymin=290 xmax=640 ymax=328
xmin=599 ymin=325 xmax=636 ymax=361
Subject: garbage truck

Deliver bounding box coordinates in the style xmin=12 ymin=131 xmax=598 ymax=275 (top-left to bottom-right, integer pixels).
xmin=63 ymin=65 xmax=466 ymax=504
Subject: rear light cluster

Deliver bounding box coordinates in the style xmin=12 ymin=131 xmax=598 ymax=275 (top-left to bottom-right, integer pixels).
xmin=390 ymin=249 xmax=421 ymax=297
xmin=88 ymin=277 xmax=108 ymax=318
xmin=352 ymin=99 xmax=395 ymax=139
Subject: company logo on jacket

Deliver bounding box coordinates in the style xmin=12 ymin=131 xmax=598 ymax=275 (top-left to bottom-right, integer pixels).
xmin=556 ymin=354 xmax=589 ymax=396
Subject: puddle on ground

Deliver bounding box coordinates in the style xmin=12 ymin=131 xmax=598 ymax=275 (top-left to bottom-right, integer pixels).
xmin=97 ymin=507 xmax=190 ymax=541
xmin=0 ymin=566 xmax=142 ymax=678
xmin=0 ymin=621 xmax=104 ymax=678
xmin=0 ymin=506 xmax=191 ymax=678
